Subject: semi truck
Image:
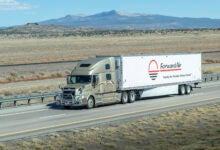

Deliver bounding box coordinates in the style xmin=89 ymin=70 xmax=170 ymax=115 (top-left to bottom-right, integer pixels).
xmin=55 ymin=53 xmax=202 ymax=109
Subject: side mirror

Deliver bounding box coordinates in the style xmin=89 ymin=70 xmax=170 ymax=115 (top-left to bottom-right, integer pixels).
xmin=92 ymin=80 xmax=96 ymax=88
xmin=66 ymin=75 xmax=71 ymax=84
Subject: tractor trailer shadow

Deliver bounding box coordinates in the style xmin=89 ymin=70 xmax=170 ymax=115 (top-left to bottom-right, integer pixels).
xmin=47 ymin=95 xmax=174 ymax=110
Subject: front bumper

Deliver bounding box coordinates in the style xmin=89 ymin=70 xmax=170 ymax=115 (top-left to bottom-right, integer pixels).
xmin=55 ymin=95 xmax=87 ymax=107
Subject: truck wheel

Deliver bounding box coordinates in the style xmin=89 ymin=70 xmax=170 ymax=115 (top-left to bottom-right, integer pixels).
xmin=185 ymin=85 xmax=191 ymax=95
xmin=179 ymin=85 xmax=186 ymax=95
xmin=121 ymin=92 xmax=128 ymax=104
xmin=128 ymin=91 xmax=136 ymax=103
xmin=87 ymin=96 xmax=95 ymax=109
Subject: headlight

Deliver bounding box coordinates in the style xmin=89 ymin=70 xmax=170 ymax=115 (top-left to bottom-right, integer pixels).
xmin=55 ymin=95 xmax=60 ymax=101
xmin=79 ymin=86 xmax=85 ymax=94
xmin=55 ymin=95 xmax=61 ymax=105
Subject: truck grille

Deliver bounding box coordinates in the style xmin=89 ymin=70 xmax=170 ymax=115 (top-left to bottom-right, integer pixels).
xmin=63 ymin=94 xmax=72 ymax=99
xmin=63 ymin=90 xmax=75 ymax=99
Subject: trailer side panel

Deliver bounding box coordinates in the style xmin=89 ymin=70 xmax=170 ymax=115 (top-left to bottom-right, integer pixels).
xmin=120 ymin=53 xmax=201 ymax=90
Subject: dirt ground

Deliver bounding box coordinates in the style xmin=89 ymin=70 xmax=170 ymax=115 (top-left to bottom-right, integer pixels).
xmin=1 ymin=103 xmax=219 ymax=150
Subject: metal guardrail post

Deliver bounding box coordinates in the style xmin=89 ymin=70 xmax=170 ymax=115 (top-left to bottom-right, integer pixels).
xmin=14 ymin=101 xmax=17 ymax=106
xmin=41 ymin=97 xmax=44 ymax=103
xmin=28 ymin=99 xmax=31 ymax=105
xmin=202 ymin=74 xmax=220 ymax=82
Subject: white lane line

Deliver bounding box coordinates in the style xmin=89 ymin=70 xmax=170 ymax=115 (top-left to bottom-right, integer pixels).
xmin=0 ymin=109 xmax=48 ymax=117
xmin=39 ymin=114 xmax=66 ymax=120
xmin=189 ymin=92 xmax=204 ymax=96
xmin=202 ymin=84 xmax=220 ymax=88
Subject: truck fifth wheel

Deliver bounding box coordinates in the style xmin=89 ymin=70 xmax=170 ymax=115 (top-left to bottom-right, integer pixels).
xmin=55 ymin=53 xmax=202 ymax=109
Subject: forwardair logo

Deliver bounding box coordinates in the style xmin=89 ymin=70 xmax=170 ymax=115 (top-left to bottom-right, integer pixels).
xmin=148 ymin=60 xmax=159 ymax=80
xmin=148 ymin=59 xmax=182 ymax=80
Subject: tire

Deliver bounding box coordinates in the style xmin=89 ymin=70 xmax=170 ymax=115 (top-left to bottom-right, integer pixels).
xmin=128 ymin=91 xmax=136 ymax=103
xmin=185 ymin=85 xmax=191 ymax=95
xmin=121 ymin=92 xmax=128 ymax=104
xmin=87 ymin=96 xmax=95 ymax=109
xmin=179 ymin=85 xmax=186 ymax=95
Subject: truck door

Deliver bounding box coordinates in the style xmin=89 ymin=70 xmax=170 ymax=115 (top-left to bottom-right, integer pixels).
xmin=92 ymin=74 xmax=115 ymax=104
xmin=92 ymin=75 xmax=103 ymax=104
xmin=101 ymin=73 xmax=117 ymax=103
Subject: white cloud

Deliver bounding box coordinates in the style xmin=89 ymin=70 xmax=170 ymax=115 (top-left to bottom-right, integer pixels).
xmin=0 ymin=0 xmax=35 ymax=11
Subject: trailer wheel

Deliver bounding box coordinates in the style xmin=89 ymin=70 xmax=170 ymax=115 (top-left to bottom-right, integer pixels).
xmin=179 ymin=85 xmax=186 ymax=95
xmin=87 ymin=96 xmax=95 ymax=109
xmin=121 ymin=92 xmax=128 ymax=104
xmin=185 ymin=85 xmax=191 ymax=95
xmin=128 ymin=91 xmax=136 ymax=103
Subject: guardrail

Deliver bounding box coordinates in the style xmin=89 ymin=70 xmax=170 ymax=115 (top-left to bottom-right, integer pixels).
xmin=0 ymin=73 xmax=219 ymax=109
xmin=202 ymin=73 xmax=220 ymax=82
xmin=0 ymin=92 xmax=61 ymax=109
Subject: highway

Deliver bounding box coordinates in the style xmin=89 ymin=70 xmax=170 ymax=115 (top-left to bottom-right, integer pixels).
xmin=0 ymin=81 xmax=220 ymax=141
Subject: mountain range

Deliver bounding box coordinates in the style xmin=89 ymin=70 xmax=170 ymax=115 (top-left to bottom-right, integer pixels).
xmin=38 ymin=10 xmax=220 ymax=30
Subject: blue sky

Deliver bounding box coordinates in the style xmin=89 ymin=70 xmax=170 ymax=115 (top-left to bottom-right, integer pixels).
xmin=1 ymin=0 xmax=220 ymax=27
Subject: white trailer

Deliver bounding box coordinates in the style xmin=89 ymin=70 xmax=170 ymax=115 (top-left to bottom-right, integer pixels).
xmin=117 ymin=53 xmax=201 ymax=101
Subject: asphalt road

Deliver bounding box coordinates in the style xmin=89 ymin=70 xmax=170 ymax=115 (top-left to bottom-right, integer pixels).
xmin=0 ymin=81 xmax=220 ymax=141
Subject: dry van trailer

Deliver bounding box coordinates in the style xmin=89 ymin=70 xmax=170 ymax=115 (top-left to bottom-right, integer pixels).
xmin=114 ymin=53 xmax=201 ymax=103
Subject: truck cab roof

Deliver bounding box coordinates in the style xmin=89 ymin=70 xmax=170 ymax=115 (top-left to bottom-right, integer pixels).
xmin=71 ymin=57 xmax=114 ymax=75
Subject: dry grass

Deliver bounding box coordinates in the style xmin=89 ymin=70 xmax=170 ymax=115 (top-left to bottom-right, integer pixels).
xmin=203 ymin=66 xmax=220 ymax=74
xmin=0 ymin=70 xmax=68 ymax=83
xmin=1 ymin=104 xmax=220 ymax=150
xmin=0 ymin=30 xmax=220 ymax=65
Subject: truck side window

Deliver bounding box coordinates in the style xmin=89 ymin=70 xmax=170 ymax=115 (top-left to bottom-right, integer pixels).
xmin=105 ymin=64 xmax=110 ymax=70
xmin=95 ymin=75 xmax=99 ymax=85
xmin=92 ymin=75 xmax=99 ymax=86
xmin=106 ymin=74 xmax=112 ymax=80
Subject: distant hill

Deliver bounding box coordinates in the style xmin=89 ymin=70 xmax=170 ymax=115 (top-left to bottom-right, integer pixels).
xmin=0 ymin=23 xmax=96 ymax=37
xmin=39 ymin=10 xmax=220 ymax=30
xmin=1 ymin=22 xmax=220 ymax=38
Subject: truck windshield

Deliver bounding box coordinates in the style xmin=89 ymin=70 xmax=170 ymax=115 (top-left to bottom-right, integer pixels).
xmin=68 ymin=75 xmax=91 ymax=84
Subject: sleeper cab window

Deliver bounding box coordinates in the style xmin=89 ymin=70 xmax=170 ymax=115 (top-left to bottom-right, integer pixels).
xmin=105 ymin=64 xmax=110 ymax=70
xmin=106 ymin=74 xmax=112 ymax=80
